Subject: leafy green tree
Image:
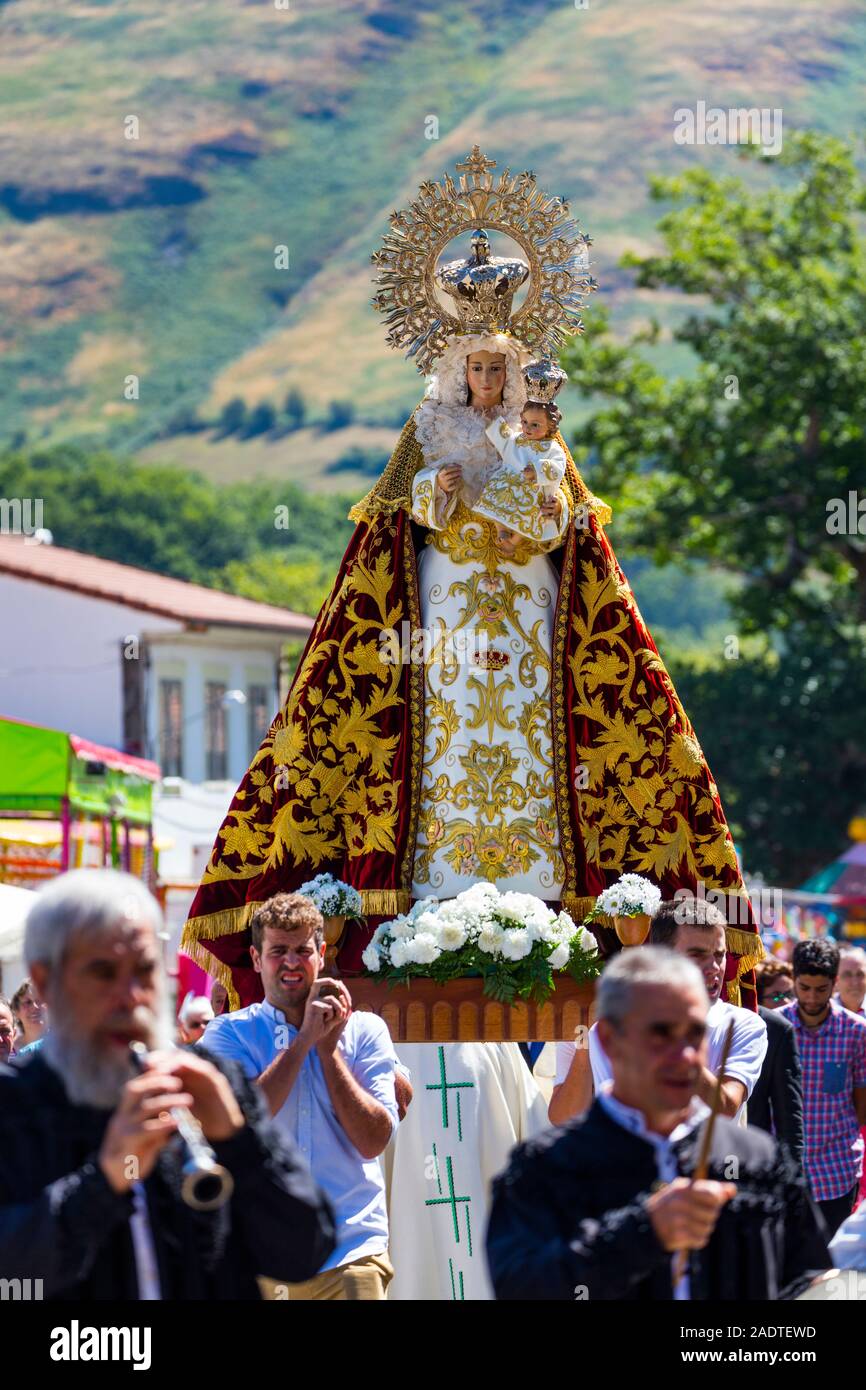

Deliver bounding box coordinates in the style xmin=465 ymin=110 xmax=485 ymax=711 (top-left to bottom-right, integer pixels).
xmin=164 ymin=405 xmax=206 ymax=436
xmin=0 ymin=447 xmax=354 ymax=586
xmin=561 ymin=132 xmax=866 ymax=881
xmin=216 ymin=553 xmax=335 ymax=616
xmin=324 ymin=399 xmax=355 ymax=432
xmin=668 ymin=641 xmax=866 ymax=883
xmin=283 ymin=388 xmax=306 ymax=432
xmin=218 ymin=397 xmax=247 ymax=437
xmin=243 ymin=402 xmax=276 ymax=438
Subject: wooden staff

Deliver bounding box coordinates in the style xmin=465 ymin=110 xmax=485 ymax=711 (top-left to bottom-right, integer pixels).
xmin=672 ymin=1018 xmax=736 ymax=1286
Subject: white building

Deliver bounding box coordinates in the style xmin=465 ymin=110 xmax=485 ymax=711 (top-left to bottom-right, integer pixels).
xmin=0 ymin=535 xmax=313 ymax=953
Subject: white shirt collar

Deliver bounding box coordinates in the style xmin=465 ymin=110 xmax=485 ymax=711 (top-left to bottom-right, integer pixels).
xmin=598 ymin=1081 xmax=709 ymax=1152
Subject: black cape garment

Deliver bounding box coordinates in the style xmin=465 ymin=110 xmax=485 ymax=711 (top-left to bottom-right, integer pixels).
xmin=486 ymin=1099 xmax=830 ymax=1301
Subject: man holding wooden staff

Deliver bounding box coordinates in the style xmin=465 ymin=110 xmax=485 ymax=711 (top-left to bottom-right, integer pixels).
xmin=486 ymin=948 xmax=830 ymax=1300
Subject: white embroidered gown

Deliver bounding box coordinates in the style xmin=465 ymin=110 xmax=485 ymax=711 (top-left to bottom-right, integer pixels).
xmin=409 ymin=400 xmax=571 ymax=903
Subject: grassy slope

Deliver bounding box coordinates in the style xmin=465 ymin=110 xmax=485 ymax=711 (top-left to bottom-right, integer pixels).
xmin=1 ymin=0 xmax=864 ymax=466
xmin=3 ymin=0 xmax=864 ymax=654
xmin=196 ymin=0 xmax=866 ymax=443
xmin=0 ymin=0 xmax=554 ymax=444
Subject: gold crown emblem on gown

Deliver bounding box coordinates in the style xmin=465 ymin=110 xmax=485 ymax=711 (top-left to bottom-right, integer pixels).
xmin=370 ymin=146 xmax=597 ymax=375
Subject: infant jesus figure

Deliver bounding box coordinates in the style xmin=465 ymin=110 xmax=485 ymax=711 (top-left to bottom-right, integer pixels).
xmin=474 ymin=400 xmax=568 ymax=552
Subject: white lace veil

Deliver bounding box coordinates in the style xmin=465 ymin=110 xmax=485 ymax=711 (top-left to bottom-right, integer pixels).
xmin=420 ymin=331 xmax=533 ymax=410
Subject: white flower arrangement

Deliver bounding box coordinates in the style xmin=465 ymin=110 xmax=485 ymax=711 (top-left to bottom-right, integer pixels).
xmin=298 ymin=874 xmax=362 ymax=919
xmin=361 ymin=884 xmax=600 ymax=1003
xmin=591 ymin=874 xmax=662 ymax=921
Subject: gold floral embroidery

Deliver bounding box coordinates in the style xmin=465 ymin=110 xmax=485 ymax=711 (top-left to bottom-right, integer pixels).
xmin=474 ymin=471 xmax=563 ymax=542
xmin=413 ymin=477 xmax=437 ymax=528
xmin=566 ymin=551 xmax=740 ymax=885
xmin=413 ymin=740 xmax=564 ymax=886
xmin=199 ymin=520 xmax=422 ymax=883
xmin=428 ymin=500 xmax=559 ymax=570
xmin=413 ymin=526 xmax=560 ymax=887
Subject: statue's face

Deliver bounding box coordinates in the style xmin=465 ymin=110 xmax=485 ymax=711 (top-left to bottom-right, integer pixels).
xmin=465 ymin=351 xmax=506 ymax=406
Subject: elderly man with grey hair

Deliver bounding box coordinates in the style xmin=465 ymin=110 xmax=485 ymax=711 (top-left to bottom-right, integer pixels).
xmin=0 ymin=869 xmax=335 ymax=1300
xmin=486 ymin=947 xmax=829 ymax=1300
xmin=836 ymin=945 xmax=866 ymax=1019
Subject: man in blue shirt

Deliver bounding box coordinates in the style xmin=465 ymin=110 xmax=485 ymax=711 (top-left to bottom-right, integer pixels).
xmin=203 ymin=892 xmax=402 ymax=1299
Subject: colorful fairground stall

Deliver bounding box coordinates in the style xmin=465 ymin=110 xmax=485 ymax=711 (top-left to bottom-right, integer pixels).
xmin=797 ymin=816 xmax=866 ymax=945
xmin=0 ymin=716 xmax=163 ymax=890
xmin=754 ymin=817 xmax=866 ymax=959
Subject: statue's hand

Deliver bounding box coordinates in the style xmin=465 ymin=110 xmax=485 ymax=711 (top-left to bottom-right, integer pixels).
xmin=540 ymin=496 xmax=561 ymax=520
xmin=436 ymin=464 xmax=463 ymax=495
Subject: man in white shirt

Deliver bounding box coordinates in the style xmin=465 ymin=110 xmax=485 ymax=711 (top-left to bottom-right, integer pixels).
xmin=550 ymin=898 xmax=767 ymax=1125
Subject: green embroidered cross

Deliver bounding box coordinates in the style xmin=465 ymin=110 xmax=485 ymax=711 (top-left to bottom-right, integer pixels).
xmin=426 ymin=1046 xmax=474 ymax=1131
xmin=425 ymin=1155 xmax=471 ymax=1242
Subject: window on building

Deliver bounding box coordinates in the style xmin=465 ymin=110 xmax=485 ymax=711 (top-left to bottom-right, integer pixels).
xmin=158 ymin=679 xmax=183 ymax=777
xmin=248 ymin=683 xmax=271 ymax=759
xmin=205 ymin=681 xmax=228 ymax=780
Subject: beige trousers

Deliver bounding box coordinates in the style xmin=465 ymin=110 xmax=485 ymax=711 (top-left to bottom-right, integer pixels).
xmin=258 ymin=1251 xmax=394 ymax=1301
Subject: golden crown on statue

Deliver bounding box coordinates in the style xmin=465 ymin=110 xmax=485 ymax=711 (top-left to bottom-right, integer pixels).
xmin=523 ymin=358 xmax=568 ymax=404
xmin=370 ymin=145 xmax=597 ymax=375
xmin=435 ymin=228 xmax=530 ymax=332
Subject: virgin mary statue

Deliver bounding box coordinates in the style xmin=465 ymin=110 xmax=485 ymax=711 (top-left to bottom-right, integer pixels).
xmin=183 ymin=147 xmax=761 ymax=1007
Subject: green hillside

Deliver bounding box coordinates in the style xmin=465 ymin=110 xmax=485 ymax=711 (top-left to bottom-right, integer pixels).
xmin=2 ymin=0 xmax=865 ymax=476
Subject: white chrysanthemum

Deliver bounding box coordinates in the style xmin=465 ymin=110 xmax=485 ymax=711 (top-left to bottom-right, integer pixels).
xmin=547 ymin=943 xmax=570 ymax=970
xmin=438 ymin=893 xmax=490 ymax=940
xmin=496 ymin=890 xmax=530 ymax=915
xmin=597 ymin=874 xmax=661 ymax=918
xmin=456 ymin=883 xmax=499 ymax=908
xmin=575 ymin=925 xmax=597 ymax=954
xmin=403 ymin=932 xmax=441 ymax=965
xmin=500 ymin=928 xmax=532 ymax=962
xmin=361 ymin=943 xmax=382 ymax=972
xmin=389 ymin=938 xmax=410 ymax=968
xmin=436 ymin=920 xmax=468 ymax=952
xmin=535 ymin=914 xmax=565 ymax=945
xmin=494 ymin=891 xmax=550 ymax=939
xmin=389 ymin=916 xmax=417 ymax=940
xmin=477 ymin=924 xmax=504 ymax=956
xmin=413 ymin=910 xmax=441 ymax=936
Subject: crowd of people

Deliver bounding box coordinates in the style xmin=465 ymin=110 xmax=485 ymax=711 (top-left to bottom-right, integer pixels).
xmin=1 ymin=869 xmax=865 ymax=1301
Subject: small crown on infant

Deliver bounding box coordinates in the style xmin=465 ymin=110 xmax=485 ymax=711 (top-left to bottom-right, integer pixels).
xmin=523 ymin=358 xmax=568 ymax=405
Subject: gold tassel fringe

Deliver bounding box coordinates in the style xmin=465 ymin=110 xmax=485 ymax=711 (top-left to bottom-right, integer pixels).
xmin=181 ymin=903 xmax=261 ymax=1012
xmin=726 ymin=926 xmax=765 ymax=961
xmin=360 ymin=888 xmax=412 ymax=915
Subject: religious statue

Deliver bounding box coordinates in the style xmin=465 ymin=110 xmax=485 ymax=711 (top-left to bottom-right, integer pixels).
xmin=182 ymin=147 xmax=761 ymax=1008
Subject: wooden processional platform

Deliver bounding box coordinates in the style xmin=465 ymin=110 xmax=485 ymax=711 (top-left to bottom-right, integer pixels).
xmin=346 ymin=976 xmax=594 ymax=1043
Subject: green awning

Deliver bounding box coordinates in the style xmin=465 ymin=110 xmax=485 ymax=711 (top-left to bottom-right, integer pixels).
xmin=0 ymin=719 xmax=69 ymax=814
xmin=0 ymin=718 xmax=157 ymax=824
